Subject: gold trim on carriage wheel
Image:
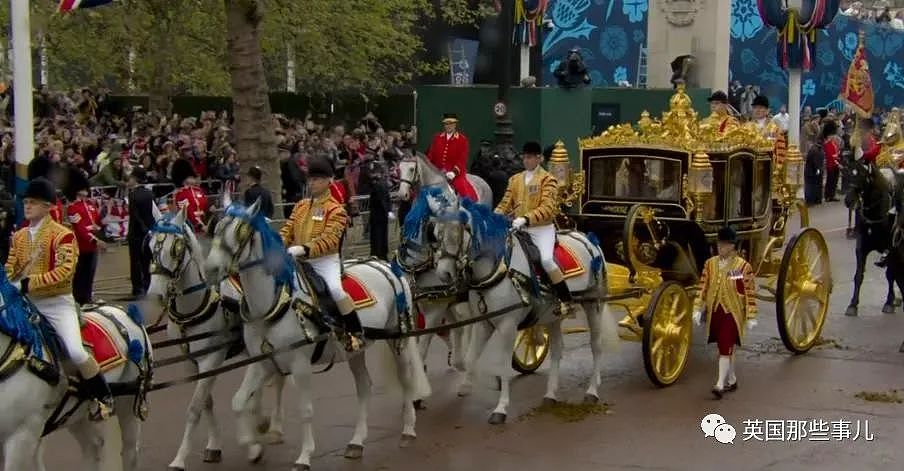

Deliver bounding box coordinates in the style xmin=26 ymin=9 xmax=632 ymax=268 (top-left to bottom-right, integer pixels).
xmin=512 ymin=326 xmax=551 ymax=374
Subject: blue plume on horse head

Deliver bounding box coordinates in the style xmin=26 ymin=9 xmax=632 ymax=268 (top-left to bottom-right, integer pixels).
xmin=460 ymin=198 xmax=509 ymax=259
xmin=126 ymin=303 xmax=145 ymax=326
xmin=150 ymin=212 xmax=185 ymax=235
xmin=127 ymin=339 xmax=144 ymax=365
xmin=402 ymin=186 xmax=451 ymax=242
xmin=0 ymin=265 xmax=41 ymax=358
xmin=224 ymin=202 xmax=296 ymax=287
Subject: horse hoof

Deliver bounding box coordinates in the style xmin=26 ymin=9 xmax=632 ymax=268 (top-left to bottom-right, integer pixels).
xmin=413 ymin=399 xmax=426 ymax=410
xmin=293 ymin=465 xmax=311 ymax=471
xmin=583 ymin=394 xmax=600 ymax=404
xmin=203 ymin=449 xmax=223 ymax=463
xmin=248 ymin=444 xmax=264 ymax=464
xmin=541 ymin=397 xmax=557 ymax=407
xmin=883 ymin=304 xmax=896 ymax=314
xmin=344 ymin=443 xmax=364 ymax=459
xmin=488 ymin=412 xmax=507 ymax=425
xmin=167 ymin=467 xmax=185 ymax=471
xmin=845 ymin=306 xmax=858 ymax=317
xmin=263 ymin=430 xmax=284 ymax=445
xmin=399 ymin=433 xmax=416 ymax=448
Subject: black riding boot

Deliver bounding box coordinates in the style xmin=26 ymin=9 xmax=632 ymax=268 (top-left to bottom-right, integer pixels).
xmin=83 ymin=373 xmax=115 ymax=421
xmin=552 ymin=281 xmax=574 ymax=317
xmin=341 ymin=310 xmax=365 ymax=352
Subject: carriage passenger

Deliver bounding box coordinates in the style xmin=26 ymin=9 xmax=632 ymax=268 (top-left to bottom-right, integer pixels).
xmin=6 ymin=177 xmax=115 ymax=419
xmin=494 ymin=141 xmax=579 ymax=318
xmin=702 ymin=91 xmax=740 ymax=134
xmin=281 ymin=157 xmax=365 ymax=352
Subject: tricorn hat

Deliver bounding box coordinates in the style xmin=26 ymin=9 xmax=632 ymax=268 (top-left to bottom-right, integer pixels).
xmin=65 ymin=167 xmax=90 ymax=201
xmin=717 ymin=226 xmax=738 ymax=243
xmin=307 ymin=157 xmax=334 ymax=179
xmin=171 ymin=158 xmax=197 ymax=187
xmin=752 ymin=95 xmax=770 ymax=109
xmin=24 ymin=177 xmax=56 ymax=203
xmin=707 ymin=90 xmax=729 ymax=103
xmin=522 ymin=141 xmax=543 ymax=155
xmin=442 ymin=113 xmax=459 ymax=124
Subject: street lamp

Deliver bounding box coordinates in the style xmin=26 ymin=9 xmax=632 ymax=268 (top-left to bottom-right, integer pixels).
xmin=783 ymin=145 xmax=804 ymax=202
xmin=479 ymin=0 xmax=519 ymax=167
xmin=688 ymin=148 xmax=713 ymax=223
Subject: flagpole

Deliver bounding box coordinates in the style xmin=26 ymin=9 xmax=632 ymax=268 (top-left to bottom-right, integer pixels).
xmin=787 ymin=0 xmax=802 ymax=149
xmin=11 ymin=0 xmax=34 ymax=208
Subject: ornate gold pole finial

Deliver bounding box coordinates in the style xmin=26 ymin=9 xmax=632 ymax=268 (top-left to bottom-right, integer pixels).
xmin=549 ymin=140 xmax=569 ymax=164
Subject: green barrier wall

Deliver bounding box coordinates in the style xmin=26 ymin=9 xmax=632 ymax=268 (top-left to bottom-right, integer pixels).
xmin=415 ymin=85 xmax=712 ymax=167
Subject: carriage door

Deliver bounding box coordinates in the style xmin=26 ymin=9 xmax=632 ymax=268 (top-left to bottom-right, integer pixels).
xmin=727 ymin=152 xmax=755 ymax=221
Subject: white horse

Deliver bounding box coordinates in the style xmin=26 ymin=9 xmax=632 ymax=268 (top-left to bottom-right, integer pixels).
xmin=0 ymin=268 xmax=152 ymax=471
xmin=396 ymin=151 xmax=493 ymax=207
xmin=396 ymin=188 xmax=474 ymax=387
xmin=146 ymin=206 xmax=286 ymax=471
xmin=433 ymin=199 xmax=613 ymax=423
xmin=205 ymin=200 xmax=430 ymax=470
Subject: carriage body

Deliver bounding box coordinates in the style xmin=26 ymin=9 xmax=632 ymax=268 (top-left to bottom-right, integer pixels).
xmin=526 ymin=85 xmax=833 ymax=386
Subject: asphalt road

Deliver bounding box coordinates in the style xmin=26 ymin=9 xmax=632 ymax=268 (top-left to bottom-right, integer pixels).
xmin=39 ymin=201 xmax=904 ymax=471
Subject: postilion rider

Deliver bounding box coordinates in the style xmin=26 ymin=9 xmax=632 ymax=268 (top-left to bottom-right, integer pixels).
xmin=281 ymin=157 xmax=365 ymax=352
xmin=494 ymin=141 xmax=579 ymax=317
xmin=426 ymin=113 xmax=479 ymax=202
xmin=7 ymin=177 xmax=116 ymax=419
xmin=692 ymin=227 xmax=758 ymax=399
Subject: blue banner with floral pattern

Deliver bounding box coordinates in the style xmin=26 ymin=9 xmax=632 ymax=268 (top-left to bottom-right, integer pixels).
xmin=730 ymin=0 xmax=904 ymax=112
xmin=541 ymin=0 xmax=649 ymax=87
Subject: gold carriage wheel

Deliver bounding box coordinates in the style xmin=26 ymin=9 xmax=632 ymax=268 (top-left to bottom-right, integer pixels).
xmin=776 ymin=227 xmax=832 ymax=354
xmin=623 ymin=204 xmax=662 ymax=277
xmin=642 ymin=281 xmax=693 ymax=387
xmin=511 ymin=325 xmax=550 ymax=374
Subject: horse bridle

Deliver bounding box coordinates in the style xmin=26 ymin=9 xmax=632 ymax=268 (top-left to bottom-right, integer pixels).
xmin=850 ymin=162 xmax=892 ymax=225
xmin=211 ymin=215 xmax=256 ymax=275
xmin=150 ymin=230 xmax=190 ymax=280
xmin=399 ymin=156 xmax=419 ymax=190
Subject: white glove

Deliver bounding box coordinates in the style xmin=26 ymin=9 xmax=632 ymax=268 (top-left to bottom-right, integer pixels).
xmin=287 ymin=245 xmax=307 ymax=258
xmin=693 ymin=309 xmax=703 ymax=326
xmin=444 ymin=171 xmax=456 ymax=181
xmin=746 ymin=319 xmax=758 ymax=330
xmin=512 ymin=217 xmax=527 ymax=229
xmin=388 ymin=211 xmax=397 ymax=220
xmin=11 ymin=280 xmax=21 ymax=291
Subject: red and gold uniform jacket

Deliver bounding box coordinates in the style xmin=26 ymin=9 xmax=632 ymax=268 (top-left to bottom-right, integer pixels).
xmin=693 ymin=254 xmax=757 ymax=339
xmin=279 ymin=193 xmax=348 ymax=258
xmin=494 ymin=167 xmax=559 ymax=226
xmin=173 ymin=185 xmax=208 ymax=231
xmin=6 ymin=217 xmax=78 ymax=298
xmin=67 ymin=199 xmax=102 ymax=253
xmin=702 ymin=113 xmax=740 ymax=134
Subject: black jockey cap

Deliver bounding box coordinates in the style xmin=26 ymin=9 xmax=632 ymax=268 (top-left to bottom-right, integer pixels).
xmin=752 ymin=95 xmax=770 ymax=109
xmin=442 ymin=113 xmax=459 ymax=124
xmin=65 ymin=167 xmax=90 ymax=201
xmin=717 ymin=226 xmax=738 ymax=244
xmin=307 ymin=157 xmax=334 ymax=179
xmin=707 ymin=90 xmax=729 ymax=103
xmin=171 ymin=158 xmax=197 ymax=187
xmin=24 ymin=177 xmax=56 ymax=203
xmin=522 ymin=141 xmax=543 ymax=156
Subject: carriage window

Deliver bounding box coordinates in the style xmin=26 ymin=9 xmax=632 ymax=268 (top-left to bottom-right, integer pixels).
xmin=588 ymin=157 xmax=682 ymax=200
xmin=755 ymin=160 xmax=771 ymax=216
xmin=727 ymin=157 xmax=754 ymax=219
xmin=701 ymin=161 xmax=725 ymax=221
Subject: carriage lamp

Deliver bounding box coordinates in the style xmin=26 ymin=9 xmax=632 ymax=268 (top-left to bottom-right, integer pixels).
xmin=688 ymin=149 xmax=713 ymax=223
xmin=783 ymin=145 xmax=804 ymax=201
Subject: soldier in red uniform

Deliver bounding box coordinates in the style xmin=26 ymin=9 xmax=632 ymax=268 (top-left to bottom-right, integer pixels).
xmin=426 ymin=113 xmax=478 ymax=201
xmin=171 ymin=158 xmax=209 ymax=233
xmin=66 ymin=167 xmax=105 ymax=305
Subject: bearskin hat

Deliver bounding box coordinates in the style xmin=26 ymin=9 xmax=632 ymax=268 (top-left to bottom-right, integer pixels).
xmin=65 ymin=167 xmax=90 ymax=201
xmin=171 ymin=158 xmax=196 ymax=187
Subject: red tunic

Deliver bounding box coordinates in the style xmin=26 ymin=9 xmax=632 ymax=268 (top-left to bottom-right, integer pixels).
xmin=823 ymin=138 xmax=840 ymax=171
xmin=862 ymin=134 xmax=881 ymax=163
xmin=67 ymin=199 xmax=101 ymax=253
xmin=173 ymin=186 xmax=208 ymax=231
xmin=330 ymin=181 xmax=348 ymax=205
xmin=426 ymin=131 xmax=478 ymax=201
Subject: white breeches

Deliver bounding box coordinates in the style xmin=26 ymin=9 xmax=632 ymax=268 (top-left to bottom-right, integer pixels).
xmin=525 ymin=224 xmax=558 ymax=274
xmin=34 ymin=294 xmax=91 ymax=366
xmin=308 ymin=253 xmax=348 ymax=301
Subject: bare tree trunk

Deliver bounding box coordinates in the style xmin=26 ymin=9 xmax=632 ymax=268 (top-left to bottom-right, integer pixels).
xmin=224 ymin=0 xmax=280 ymax=203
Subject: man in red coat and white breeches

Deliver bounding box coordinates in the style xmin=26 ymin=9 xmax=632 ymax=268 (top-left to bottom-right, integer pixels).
xmin=426 ymin=113 xmax=478 ymax=202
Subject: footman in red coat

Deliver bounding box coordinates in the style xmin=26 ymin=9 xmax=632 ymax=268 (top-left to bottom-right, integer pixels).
xmin=426 ymin=113 xmax=478 ymax=202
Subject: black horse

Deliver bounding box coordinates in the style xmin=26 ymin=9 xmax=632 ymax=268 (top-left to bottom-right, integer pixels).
xmin=844 ymin=159 xmax=901 ymax=316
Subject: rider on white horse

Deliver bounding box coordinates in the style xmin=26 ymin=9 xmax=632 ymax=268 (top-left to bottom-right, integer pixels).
xmin=6 ymin=177 xmax=114 ymax=420
xmin=494 ymin=141 xmax=578 ymax=317
xmin=281 ymin=156 xmax=365 ymax=352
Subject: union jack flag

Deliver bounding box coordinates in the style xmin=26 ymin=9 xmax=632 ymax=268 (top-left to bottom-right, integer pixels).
xmin=58 ymin=0 xmax=115 ymax=13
